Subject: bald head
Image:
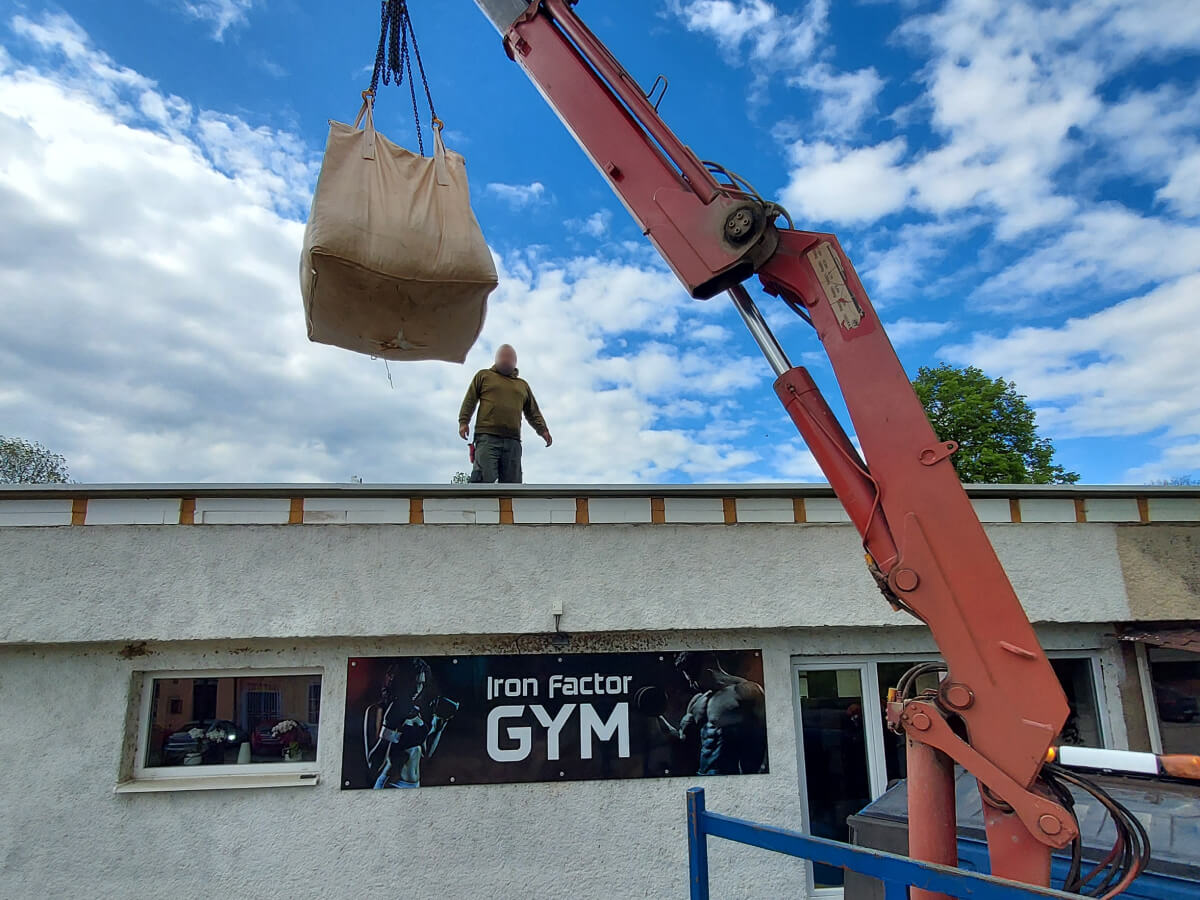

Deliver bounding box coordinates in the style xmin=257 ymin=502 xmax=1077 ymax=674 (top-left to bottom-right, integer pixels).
xmin=494 ymin=344 xmax=517 ymax=375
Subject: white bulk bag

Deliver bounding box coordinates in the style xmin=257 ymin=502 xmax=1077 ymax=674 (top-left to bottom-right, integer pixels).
xmin=300 ymin=95 xmax=497 ymax=363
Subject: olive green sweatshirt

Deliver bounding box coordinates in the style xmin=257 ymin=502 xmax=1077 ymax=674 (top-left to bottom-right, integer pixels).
xmin=459 ymin=366 xmax=548 ymax=441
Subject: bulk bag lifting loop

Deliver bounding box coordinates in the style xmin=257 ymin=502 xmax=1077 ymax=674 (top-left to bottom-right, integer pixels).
xmin=354 ymin=91 xmax=378 ymax=161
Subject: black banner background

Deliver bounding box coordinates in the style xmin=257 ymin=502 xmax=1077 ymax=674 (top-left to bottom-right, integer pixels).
xmin=341 ymin=649 xmax=767 ymax=789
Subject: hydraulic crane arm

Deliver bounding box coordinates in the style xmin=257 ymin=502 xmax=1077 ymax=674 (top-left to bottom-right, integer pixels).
xmin=472 ymin=0 xmax=1079 ymax=888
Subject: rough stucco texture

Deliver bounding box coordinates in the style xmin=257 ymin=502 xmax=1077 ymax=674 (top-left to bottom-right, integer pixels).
xmin=0 ymin=623 xmax=1123 ymax=900
xmin=0 ymin=638 xmax=809 ymax=900
xmin=0 ymin=522 xmax=1131 ymax=644
xmin=1116 ymin=525 xmax=1200 ymax=620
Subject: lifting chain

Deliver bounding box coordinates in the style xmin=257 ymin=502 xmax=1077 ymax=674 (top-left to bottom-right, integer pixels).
xmin=368 ymin=0 xmax=440 ymax=156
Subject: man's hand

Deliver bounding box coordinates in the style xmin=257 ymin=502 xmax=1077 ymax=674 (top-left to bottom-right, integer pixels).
xmin=542 ymin=431 xmax=553 ymax=448
xmin=459 ymin=424 xmax=470 ymax=440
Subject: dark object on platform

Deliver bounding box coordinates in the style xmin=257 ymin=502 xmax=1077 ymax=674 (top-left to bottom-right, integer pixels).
xmin=846 ymin=770 xmax=1200 ymax=900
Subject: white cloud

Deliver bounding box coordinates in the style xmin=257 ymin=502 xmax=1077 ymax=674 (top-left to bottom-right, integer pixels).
xmin=666 ymin=0 xmax=878 ymax=131
xmin=667 ymin=0 xmax=828 ymax=68
xmin=669 ymin=0 xmax=1200 ymax=483
xmin=257 ymin=58 xmax=287 ymax=79
xmin=0 ymin=12 xmax=777 ymax=485
xmin=177 ymin=0 xmax=256 ymax=39
xmin=771 ymin=0 xmax=1200 ymax=238
xmin=973 ymin=206 xmax=1200 ymax=306
xmin=746 ymin=438 xmax=824 ymax=483
xmin=940 ymin=273 xmax=1200 ymax=476
xmin=689 ymin=324 xmax=732 ymax=344
xmin=1126 ymin=443 xmax=1200 ymax=484
xmin=484 ymin=181 xmax=547 ymax=209
xmin=566 ymin=210 xmax=612 ymax=239
xmin=884 ymin=319 xmax=953 ymax=347
xmin=782 ymin=139 xmax=910 ymax=223
xmin=858 ymin=217 xmax=984 ymax=299
xmin=194 ymin=112 xmax=317 ymax=216
xmin=1158 ymin=153 xmax=1200 ymax=217
xmin=1094 ymin=85 xmax=1200 ymax=211
xmin=12 ymin=13 xmax=158 ymax=113
xmin=787 ymin=64 xmax=884 ymax=138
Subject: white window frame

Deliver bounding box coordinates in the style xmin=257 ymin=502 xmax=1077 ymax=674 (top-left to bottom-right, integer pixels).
xmin=308 ymin=681 xmax=322 ymax=725
xmin=1136 ymin=644 xmax=1200 ymax=755
xmin=1048 ymin=652 xmax=1109 ymax=748
xmin=117 ymin=666 xmax=324 ymax=793
xmin=791 ymin=657 xmax=894 ymax=899
xmin=1134 ymin=642 xmax=1164 ymax=754
xmin=791 ymin=651 xmax=1108 ymax=897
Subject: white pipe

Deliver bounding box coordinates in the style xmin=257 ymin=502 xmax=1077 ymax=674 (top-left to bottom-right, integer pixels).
xmin=1057 ymin=745 xmax=1159 ymax=775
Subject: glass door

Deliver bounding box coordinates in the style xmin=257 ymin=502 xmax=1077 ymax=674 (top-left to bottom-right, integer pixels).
xmin=792 ymin=658 xmax=936 ymax=892
xmin=794 ymin=664 xmax=877 ymax=889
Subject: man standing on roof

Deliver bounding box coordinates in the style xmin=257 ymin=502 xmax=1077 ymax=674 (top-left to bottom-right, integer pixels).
xmin=458 ymin=344 xmax=552 ymax=484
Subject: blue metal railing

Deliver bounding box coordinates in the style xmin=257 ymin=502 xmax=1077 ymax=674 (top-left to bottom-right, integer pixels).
xmin=686 ymin=787 xmax=1073 ymax=900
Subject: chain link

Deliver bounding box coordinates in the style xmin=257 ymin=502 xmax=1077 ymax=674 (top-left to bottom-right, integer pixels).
xmin=368 ymin=0 xmax=439 ymax=156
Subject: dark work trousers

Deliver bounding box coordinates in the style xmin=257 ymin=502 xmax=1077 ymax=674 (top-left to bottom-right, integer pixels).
xmin=469 ymin=434 xmax=523 ymax=484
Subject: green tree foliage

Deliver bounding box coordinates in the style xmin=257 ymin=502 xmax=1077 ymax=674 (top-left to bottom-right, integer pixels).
xmin=0 ymin=435 xmax=70 ymax=484
xmin=451 ymin=471 xmax=469 ymax=484
xmin=912 ymin=364 xmax=1079 ymax=484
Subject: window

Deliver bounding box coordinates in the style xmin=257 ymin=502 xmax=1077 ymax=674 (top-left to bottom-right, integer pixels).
xmin=243 ymin=689 xmax=282 ymax=730
xmin=1051 ymin=658 xmax=1104 ymax=746
xmin=125 ymin=668 xmax=323 ymax=791
xmin=308 ymin=682 xmax=322 ymax=725
xmin=192 ymin=678 xmax=218 ymax=721
xmin=1146 ymin=648 xmax=1200 ymax=754
xmin=793 ymin=654 xmax=1105 ymax=892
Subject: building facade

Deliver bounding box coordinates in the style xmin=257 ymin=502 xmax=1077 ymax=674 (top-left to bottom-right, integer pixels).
xmin=0 ymin=483 xmax=1197 ymax=899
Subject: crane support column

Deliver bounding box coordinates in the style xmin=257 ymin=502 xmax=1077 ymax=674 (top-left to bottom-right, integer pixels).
xmin=982 ymin=799 xmax=1053 ymax=888
xmin=907 ymin=737 xmax=957 ymax=900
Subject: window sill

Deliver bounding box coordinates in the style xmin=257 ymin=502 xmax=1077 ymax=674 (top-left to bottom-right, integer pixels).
xmin=114 ymin=772 xmax=319 ymax=793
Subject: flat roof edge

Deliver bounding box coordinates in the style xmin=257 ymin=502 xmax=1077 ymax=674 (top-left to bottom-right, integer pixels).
xmin=0 ymin=482 xmax=1197 ymax=500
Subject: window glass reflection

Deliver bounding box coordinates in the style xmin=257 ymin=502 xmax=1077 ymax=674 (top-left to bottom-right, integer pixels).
xmin=798 ymin=668 xmax=870 ymax=888
xmin=1149 ymin=649 xmax=1200 ymax=754
xmin=145 ymin=674 xmax=321 ymax=767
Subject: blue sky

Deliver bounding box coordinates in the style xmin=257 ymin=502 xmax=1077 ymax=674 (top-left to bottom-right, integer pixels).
xmin=0 ymin=0 xmax=1197 ymax=484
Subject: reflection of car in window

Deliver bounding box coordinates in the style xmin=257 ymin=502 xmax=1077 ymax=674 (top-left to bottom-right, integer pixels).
xmin=161 ymin=719 xmax=248 ymax=765
xmin=1155 ymin=684 xmax=1199 ymax=722
xmin=250 ymin=719 xmax=315 ymax=756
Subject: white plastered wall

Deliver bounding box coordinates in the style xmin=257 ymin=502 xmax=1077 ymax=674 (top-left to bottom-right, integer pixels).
xmin=0 ymin=522 xmax=1132 ymax=645
xmin=0 ymin=621 xmax=1123 ymax=900
xmin=0 ymin=517 xmax=1142 ymax=898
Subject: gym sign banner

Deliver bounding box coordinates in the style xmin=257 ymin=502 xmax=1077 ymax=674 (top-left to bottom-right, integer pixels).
xmin=340 ymin=649 xmax=768 ymax=789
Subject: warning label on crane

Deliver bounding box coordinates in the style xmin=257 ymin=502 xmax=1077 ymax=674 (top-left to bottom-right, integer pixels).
xmin=808 ymin=242 xmax=864 ymax=330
